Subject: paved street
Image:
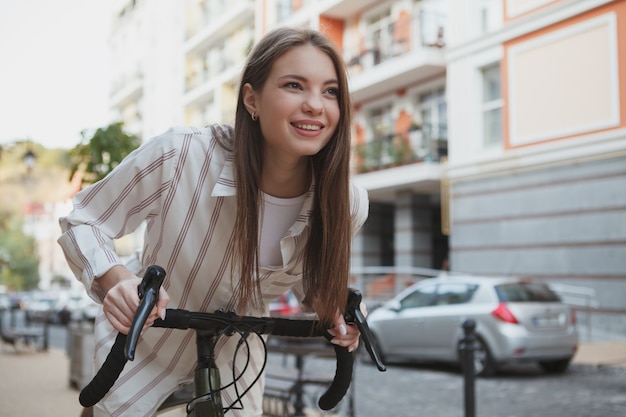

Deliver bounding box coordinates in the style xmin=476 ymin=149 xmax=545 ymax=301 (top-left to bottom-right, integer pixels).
xmin=271 ymin=339 xmax=626 ymax=417
xmin=1 ymin=312 xmax=625 ymax=417
xmin=348 ymin=359 xmax=626 ymax=417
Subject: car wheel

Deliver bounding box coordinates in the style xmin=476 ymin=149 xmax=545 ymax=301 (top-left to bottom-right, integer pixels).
xmin=538 ymin=358 xmax=571 ymax=374
xmin=459 ymin=337 xmax=496 ymax=377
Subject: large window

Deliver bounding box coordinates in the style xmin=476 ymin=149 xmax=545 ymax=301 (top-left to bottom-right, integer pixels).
xmin=419 ymin=88 xmax=447 ymax=142
xmin=414 ymin=88 xmax=447 ymax=160
xmin=481 ymin=63 xmax=503 ymax=147
xmin=277 ymin=0 xmax=309 ymax=20
xmin=365 ymin=8 xmax=393 ymax=65
xmin=369 ymin=104 xmax=394 ymax=140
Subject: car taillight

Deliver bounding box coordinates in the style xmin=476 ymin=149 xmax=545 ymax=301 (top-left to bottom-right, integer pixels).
xmin=491 ymin=303 xmax=519 ymax=324
xmin=570 ymin=308 xmax=576 ymax=325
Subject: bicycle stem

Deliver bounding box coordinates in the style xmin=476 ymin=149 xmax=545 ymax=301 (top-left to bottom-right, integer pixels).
xmin=192 ymin=331 xmax=224 ymax=417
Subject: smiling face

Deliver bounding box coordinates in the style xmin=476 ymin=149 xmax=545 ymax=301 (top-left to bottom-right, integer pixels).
xmin=243 ymin=44 xmax=341 ymax=168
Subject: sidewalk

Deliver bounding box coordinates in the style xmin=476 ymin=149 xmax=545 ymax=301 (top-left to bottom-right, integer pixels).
xmin=572 ymin=339 xmax=626 ymax=369
xmin=0 ymin=346 xmax=83 ymax=417
xmin=0 ymin=339 xmax=624 ymax=416
xmin=0 ymin=343 xmax=184 ymax=417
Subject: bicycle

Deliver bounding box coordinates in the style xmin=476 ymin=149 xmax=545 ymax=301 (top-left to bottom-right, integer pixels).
xmin=79 ymin=265 xmax=386 ymax=417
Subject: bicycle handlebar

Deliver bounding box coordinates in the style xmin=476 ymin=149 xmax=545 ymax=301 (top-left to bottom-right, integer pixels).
xmin=79 ymin=265 xmax=386 ymax=412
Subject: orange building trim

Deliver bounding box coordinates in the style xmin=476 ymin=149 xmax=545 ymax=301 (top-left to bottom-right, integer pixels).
xmin=503 ymin=1 xmax=626 ymax=150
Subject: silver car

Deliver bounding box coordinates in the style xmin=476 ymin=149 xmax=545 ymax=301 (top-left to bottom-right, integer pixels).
xmin=364 ymin=275 xmax=578 ymax=376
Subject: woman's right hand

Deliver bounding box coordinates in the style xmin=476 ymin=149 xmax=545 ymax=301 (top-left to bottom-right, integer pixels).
xmin=99 ymin=266 xmax=170 ymax=334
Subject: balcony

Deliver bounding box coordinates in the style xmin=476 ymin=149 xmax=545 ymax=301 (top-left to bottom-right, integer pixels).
xmin=353 ymin=124 xmax=447 ymax=174
xmin=184 ymin=1 xmax=254 ymax=55
xmin=345 ymin=9 xmax=447 ymax=103
xmin=109 ymin=69 xmax=143 ymax=109
xmin=319 ymin=0 xmax=383 ymax=19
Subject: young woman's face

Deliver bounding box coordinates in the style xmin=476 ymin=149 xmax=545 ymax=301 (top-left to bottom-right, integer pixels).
xmin=245 ymin=44 xmax=341 ymax=166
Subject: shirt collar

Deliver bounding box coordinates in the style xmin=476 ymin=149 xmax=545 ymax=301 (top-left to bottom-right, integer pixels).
xmin=211 ymin=156 xmax=315 ymax=230
xmin=211 ymin=155 xmax=236 ymax=197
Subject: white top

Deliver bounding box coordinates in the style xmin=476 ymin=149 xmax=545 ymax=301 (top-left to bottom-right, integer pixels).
xmin=259 ymin=192 xmax=306 ymax=268
xmin=57 ymin=125 xmax=369 ymax=417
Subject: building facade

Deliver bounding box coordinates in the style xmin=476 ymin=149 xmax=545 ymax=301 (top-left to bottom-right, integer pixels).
xmin=106 ymin=0 xmax=626 ymax=333
xmin=446 ymin=0 xmax=626 ymax=333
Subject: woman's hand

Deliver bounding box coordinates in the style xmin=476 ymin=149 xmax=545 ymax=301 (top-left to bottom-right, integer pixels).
xmin=327 ymin=302 xmax=368 ymax=353
xmin=99 ymin=266 xmax=170 ymax=334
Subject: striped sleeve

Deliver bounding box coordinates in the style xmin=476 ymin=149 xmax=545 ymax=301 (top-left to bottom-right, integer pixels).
xmin=57 ymin=128 xmax=181 ymax=301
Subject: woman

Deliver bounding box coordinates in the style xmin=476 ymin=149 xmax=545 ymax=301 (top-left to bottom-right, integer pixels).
xmin=59 ymin=27 xmax=369 ymax=417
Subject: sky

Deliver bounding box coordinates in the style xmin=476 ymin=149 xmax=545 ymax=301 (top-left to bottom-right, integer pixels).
xmin=0 ymin=0 xmax=112 ymax=149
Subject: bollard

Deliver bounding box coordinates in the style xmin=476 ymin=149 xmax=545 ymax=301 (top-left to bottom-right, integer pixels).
xmin=459 ymin=319 xmax=476 ymax=417
xmin=43 ymin=315 xmax=50 ymax=351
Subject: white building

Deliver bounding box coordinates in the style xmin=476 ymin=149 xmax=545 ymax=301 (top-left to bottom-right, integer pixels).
xmin=104 ymin=0 xmax=626 ymax=333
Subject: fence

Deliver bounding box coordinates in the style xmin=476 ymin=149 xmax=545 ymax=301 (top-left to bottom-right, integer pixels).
xmin=548 ymin=283 xmax=599 ymax=341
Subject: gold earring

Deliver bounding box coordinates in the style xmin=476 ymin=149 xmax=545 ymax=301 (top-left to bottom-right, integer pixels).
xmin=251 ymin=112 xmax=258 ymax=121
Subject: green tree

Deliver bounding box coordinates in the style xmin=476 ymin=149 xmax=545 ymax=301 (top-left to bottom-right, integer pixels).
xmin=0 ymin=214 xmax=40 ymax=291
xmin=68 ymin=122 xmax=141 ymax=186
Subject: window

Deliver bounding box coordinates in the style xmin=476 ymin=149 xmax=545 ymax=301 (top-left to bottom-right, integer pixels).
xmin=496 ymin=283 xmax=561 ymax=302
xmin=477 ymin=0 xmax=502 ymax=34
xmin=435 ymin=284 xmax=477 ymax=305
xmin=400 ymin=285 xmax=437 ymax=309
xmin=277 ymin=0 xmax=309 ymax=20
xmin=365 ymin=8 xmax=393 ymax=65
xmin=419 ymin=88 xmax=447 ymax=141
xmin=415 ymin=88 xmax=447 ymax=160
xmin=481 ymin=63 xmax=503 ymax=147
xmin=369 ymin=105 xmax=394 ymax=140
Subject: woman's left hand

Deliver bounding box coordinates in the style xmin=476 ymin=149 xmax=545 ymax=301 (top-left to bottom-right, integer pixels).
xmin=327 ymin=303 xmax=367 ymax=353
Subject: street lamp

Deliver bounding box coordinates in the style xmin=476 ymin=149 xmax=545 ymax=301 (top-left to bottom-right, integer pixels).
xmin=0 ymin=141 xmax=37 ymax=173
xmin=23 ymin=148 xmax=36 ymax=173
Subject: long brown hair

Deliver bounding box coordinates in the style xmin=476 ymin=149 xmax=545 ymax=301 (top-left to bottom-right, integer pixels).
xmin=229 ymin=27 xmax=353 ymax=326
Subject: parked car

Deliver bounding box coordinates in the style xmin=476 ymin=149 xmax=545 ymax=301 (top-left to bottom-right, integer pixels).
xmin=58 ymin=292 xmax=100 ymax=323
xmin=23 ymin=293 xmax=58 ymax=323
xmin=364 ymin=275 xmax=578 ymax=376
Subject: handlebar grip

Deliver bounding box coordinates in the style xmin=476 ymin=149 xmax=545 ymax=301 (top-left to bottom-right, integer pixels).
xmin=317 ymin=343 xmax=353 ymax=410
xmin=270 ymin=318 xmax=352 ymax=410
xmin=79 ymin=333 xmax=128 ymax=407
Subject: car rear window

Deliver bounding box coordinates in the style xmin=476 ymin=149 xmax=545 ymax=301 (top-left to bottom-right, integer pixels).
xmin=495 ymin=283 xmax=561 ymax=302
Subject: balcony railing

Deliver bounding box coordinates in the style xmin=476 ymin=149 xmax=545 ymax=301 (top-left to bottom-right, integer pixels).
xmin=353 ymin=124 xmax=447 ymax=173
xmin=344 ymin=9 xmax=446 ymax=74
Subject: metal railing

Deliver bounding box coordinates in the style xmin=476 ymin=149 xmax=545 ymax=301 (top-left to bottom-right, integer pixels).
xmin=344 ymin=9 xmax=447 ymax=74
xmin=350 ymin=266 xmax=449 ymax=305
xmin=353 ymin=124 xmax=448 ymax=173
xmin=549 ymin=283 xmax=599 ymax=341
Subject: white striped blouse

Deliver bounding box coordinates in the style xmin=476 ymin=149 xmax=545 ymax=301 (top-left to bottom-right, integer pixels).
xmin=58 ymin=125 xmax=369 ymax=417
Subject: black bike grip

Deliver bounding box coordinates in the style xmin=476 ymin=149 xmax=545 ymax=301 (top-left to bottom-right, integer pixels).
xmin=125 ymin=265 xmax=166 ymax=360
xmin=317 ymin=342 xmax=353 ymax=410
xmin=79 ymin=332 xmax=128 ymax=407
xmin=152 ymin=308 xmax=192 ymax=329
xmin=269 ymin=318 xmax=353 ymax=410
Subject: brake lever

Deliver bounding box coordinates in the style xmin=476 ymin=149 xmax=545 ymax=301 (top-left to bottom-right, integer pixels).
xmin=124 ymin=265 xmax=167 ymax=360
xmin=344 ymin=288 xmax=386 ymax=371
